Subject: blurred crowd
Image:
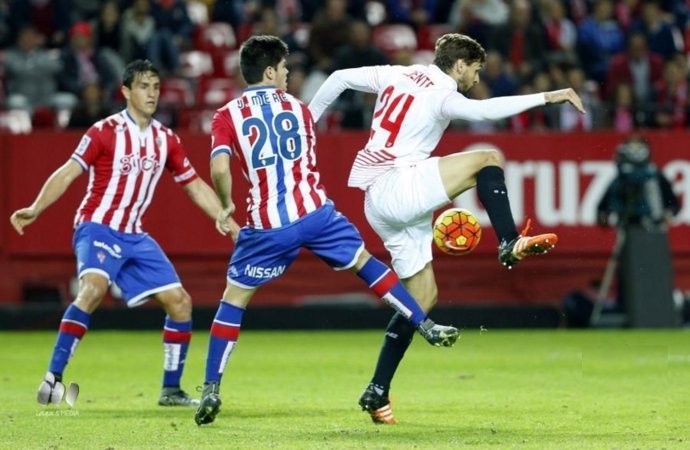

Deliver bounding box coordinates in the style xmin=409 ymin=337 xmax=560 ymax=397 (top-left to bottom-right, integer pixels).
xmin=1 ymin=0 xmax=689 ymax=133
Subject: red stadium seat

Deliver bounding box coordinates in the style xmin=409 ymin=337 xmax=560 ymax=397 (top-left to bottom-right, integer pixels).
xmin=196 ymin=22 xmax=237 ymax=51
xmin=32 ymin=107 xmax=56 ymax=129
xmin=221 ymin=50 xmax=240 ymax=78
xmin=159 ymin=78 xmax=194 ymax=107
xmin=290 ymin=22 xmax=310 ymax=49
xmin=197 ymin=78 xmax=239 ymax=107
xmin=411 ymin=49 xmax=435 ymax=65
xmin=178 ymin=107 xmax=216 ymax=133
xmin=372 ymin=24 xmax=418 ymax=58
xmin=0 ymin=109 xmax=32 ymax=133
xmin=416 ymin=24 xmax=453 ymax=50
xmin=179 ymin=50 xmax=214 ymax=79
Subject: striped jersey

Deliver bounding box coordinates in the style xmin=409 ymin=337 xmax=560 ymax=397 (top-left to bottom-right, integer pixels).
xmin=210 ymin=86 xmax=327 ymax=229
xmin=308 ymin=64 xmax=545 ymax=190
xmin=70 ymin=110 xmax=198 ymax=233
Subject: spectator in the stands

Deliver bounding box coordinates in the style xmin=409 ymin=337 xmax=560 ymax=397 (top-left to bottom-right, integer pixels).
xmin=150 ymin=0 xmax=193 ymax=73
xmin=449 ymin=0 xmax=509 ymax=46
xmin=308 ymin=0 xmax=352 ymax=70
xmin=482 ymin=51 xmax=518 ymax=97
xmin=614 ymin=0 xmax=642 ymax=31
xmin=605 ymin=32 xmax=663 ymax=125
xmin=66 ymin=82 xmax=112 ymax=129
xmin=576 ymin=0 xmax=625 ymax=83
xmin=71 ymin=0 xmax=101 ymax=22
xmin=331 ymin=20 xmax=390 ymax=128
xmin=541 ymin=0 xmax=578 ymax=64
xmin=630 ymin=0 xmax=684 ymax=60
xmin=57 ymin=22 xmax=120 ymax=101
xmin=121 ymin=0 xmax=156 ymax=66
xmin=557 ymin=66 xmax=604 ymax=131
xmin=91 ymin=1 xmax=125 ymax=78
xmin=610 ymin=83 xmax=637 ymax=132
xmin=8 ymin=0 xmax=71 ymax=48
xmin=385 ymin=0 xmax=454 ymax=29
xmin=653 ymin=58 xmax=688 ymax=129
xmin=487 ymin=0 xmax=547 ymax=82
xmin=5 ymin=25 xmax=76 ymax=114
xmin=92 ymin=1 xmax=122 ymax=55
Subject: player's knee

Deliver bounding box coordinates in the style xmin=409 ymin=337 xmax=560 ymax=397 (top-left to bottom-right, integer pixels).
xmin=483 ymin=149 xmax=504 ymax=168
xmin=75 ymin=279 xmax=108 ymax=311
xmin=165 ymin=289 xmax=192 ymax=319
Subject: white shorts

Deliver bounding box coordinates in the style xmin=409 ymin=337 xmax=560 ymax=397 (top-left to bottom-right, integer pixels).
xmin=364 ymin=157 xmax=450 ymax=278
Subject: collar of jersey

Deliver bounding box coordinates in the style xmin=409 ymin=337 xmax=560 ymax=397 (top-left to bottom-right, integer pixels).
xmin=243 ymin=85 xmax=278 ymax=92
xmin=122 ymin=109 xmax=152 ymax=139
xmin=123 ymin=109 xmax=152 ymax=128
xmin=429 ymin=64 xmax=458 ymax=90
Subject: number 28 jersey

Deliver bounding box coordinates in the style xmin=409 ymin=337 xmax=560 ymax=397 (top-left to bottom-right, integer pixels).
xmin=210 ymin=86 xmax=327 ymax=230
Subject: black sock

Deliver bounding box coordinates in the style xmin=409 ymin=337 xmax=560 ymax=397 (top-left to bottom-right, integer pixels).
xmin=370 ymin=313 xmax=416 ymax=396
xmin=476 ymin=166 xmax=519 ymax=244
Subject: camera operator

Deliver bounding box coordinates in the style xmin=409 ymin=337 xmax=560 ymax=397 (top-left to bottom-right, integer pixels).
xmin=597 ymin=136 xmax=679 ymax=230
xmin=594 ymin=135 xmax=680 ymax=323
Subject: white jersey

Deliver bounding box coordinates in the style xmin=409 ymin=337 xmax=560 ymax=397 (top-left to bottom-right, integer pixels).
xmin=309 ymin=64 xmax=546 ymax=189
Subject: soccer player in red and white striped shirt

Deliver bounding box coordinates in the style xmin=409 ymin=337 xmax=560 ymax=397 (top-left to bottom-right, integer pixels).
xmin=308 ymin=33 xmax=586 ymax=423
xmin=9 ymin=60 xmax=233 ymax=408
xmin=194 ymin=36 xmax=460 ymax=426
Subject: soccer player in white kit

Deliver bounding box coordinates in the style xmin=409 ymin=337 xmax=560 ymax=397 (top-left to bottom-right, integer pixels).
xmin=309 ymin=33 xmax=586 ymax=423
xmin=10 ymin=60 xmax=227 ymax=408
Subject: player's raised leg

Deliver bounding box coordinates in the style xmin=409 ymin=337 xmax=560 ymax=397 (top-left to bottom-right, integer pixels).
xmin=195 ymin=284 xmax=254 ymax=425
xmin=38 ymin=273 xmax=107 ymax=405
xmin=155 ymin=287 xmax=198 ymax=407
xmin=439 ymin=148 xmax=557 ymax=269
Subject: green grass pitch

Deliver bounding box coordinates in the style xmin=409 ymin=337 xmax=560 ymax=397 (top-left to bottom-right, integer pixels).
xmin=1 ymin=329 xmax=689 ymax=449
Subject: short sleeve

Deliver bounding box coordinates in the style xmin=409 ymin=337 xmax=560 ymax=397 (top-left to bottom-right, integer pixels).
xmin=210 ymin=109 xmax=235 ymax=159
xmin=166 ymin=132 xmax=199 ymax=186
xmin=70 ymin=126 xmax=104 ymax=171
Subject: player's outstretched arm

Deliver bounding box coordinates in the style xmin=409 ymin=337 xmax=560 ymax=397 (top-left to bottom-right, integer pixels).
xmin=209 ymin=153 xmax=240 ymax=240
xmin=544 ymin=88 xmax=586 ymax=114
xmin=309 ymin=67 xmax=380 ymax=122
xmin=182 ymin=178 xmax=238 ymax=239
xmin=9 ymin=159 xmax=83 ymax=235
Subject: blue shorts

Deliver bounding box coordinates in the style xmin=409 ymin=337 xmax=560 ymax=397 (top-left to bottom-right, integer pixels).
xmin=227 ymin=202 xmax=365 ymax=288
xmin=73 ymin=222 xmax=181 ymax=307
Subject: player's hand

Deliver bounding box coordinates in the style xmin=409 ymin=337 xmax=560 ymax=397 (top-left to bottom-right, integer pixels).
xmin=544 ymin=88 xmax=586 ymax=114
xmin=215 ymin=206 xmax=240 ymax=241
xmin=10 ymin=207 xmax=39 ymax=235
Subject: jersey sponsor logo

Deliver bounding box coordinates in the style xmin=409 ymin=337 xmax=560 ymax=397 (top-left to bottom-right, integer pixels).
xmin=93 ymin=240 xmax=122 ymax=259
xmin=244 ymin=264 xmax=286 ymax=279
xmin=75 ymin=135 xmax=91 ymax=156
xmin=119 ymin=154 xmax=161 ymax=175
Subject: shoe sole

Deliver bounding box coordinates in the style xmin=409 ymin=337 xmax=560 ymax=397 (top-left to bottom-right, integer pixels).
xmin=364 ymin=404 xmax=397 ymax=424
xmin=359 ymin=395 xmax=397 ymax=424
xmin=514 ymin=234 xmax=558 ymax=259
xmin=37 ymin=381 xmax=65 ymax=405
xmin=438 ymin=330 xmax=459 ymax=347
xmin=195 ymin=398 xmax=222 ymax=425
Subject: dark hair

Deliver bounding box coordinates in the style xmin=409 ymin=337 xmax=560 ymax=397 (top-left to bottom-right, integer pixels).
xmin=122 ymin=59 xmax=159 ymax=88
xmin=239 ymin=35 xmax=289 ymax=84
xmin=433 ymin=34 xmax=486 ymax=73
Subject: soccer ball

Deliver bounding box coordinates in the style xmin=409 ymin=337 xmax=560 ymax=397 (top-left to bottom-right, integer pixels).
xmin=433 ymin=208 xmax=482 ymax=256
